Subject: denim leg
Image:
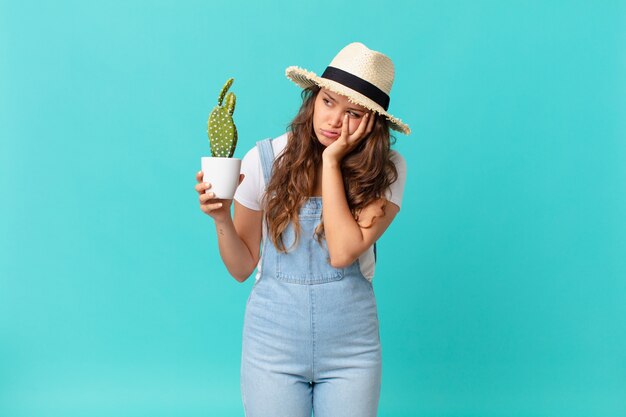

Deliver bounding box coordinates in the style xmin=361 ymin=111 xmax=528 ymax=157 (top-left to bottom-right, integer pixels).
xmin=311 ymin=362 xmax=381 ymax=417
xmin=241 ymin=277 xmax=314 ymax=417
xmin=241 ymin=360 xmax=313 ymax=417
xmin=311 ymin=274 xmax=382 ymax=417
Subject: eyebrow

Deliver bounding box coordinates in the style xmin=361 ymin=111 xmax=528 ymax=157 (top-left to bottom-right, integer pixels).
xmin=323 ymin=92 xmax=364 ymax=112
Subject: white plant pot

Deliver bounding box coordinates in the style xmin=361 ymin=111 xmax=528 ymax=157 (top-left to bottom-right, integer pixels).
xmin=201 ymin=157 xmax=242 ymax=199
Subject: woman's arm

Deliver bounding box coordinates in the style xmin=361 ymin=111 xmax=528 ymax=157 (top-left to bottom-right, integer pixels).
xmin=196 ymin=172 xmax=262 ymax=282
xmin=214 ymin=201 xmax=263 ymax=282
xmin=321 ymin=157 xmax=399 ymax=268
xmin=321 ymin=112 xmax=400 ymax=268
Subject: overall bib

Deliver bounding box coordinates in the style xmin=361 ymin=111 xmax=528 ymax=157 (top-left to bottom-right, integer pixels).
xmin=241 ymin=139 xmax=382 ymax=417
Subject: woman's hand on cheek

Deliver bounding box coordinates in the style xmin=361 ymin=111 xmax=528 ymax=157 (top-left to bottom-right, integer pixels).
xmin=322 ymin=111 xmax=376 ymax=163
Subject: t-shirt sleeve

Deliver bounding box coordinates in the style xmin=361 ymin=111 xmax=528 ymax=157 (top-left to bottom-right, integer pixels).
xmin=234 ymin=145 xmax=263 ymax=211
xmin=384 ymin=150 xmax=407 ymax=210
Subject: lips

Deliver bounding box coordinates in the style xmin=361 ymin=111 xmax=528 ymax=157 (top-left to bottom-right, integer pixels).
xmin=320 ymin=129 xmax=340 ymax=139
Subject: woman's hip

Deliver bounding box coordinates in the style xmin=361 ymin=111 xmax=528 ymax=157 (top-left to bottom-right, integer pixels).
xmin=243 ymin=272 xmax=380 ymax=352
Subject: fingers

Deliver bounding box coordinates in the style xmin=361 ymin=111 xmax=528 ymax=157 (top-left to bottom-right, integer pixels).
xmin=195 ymin=171 xmax=243 ymax=217
xmin=196 ymin=170 xmax=235 ymax=216
xmin=342 ymin=114 xmax=350 ymax=138
xmin=198 ymin=190 xmax=217 ymax=203
xmin=198 ymin=186 xmax=224 ymax=214
xmin=366 ymin=111 xmax=376 ymax=133
xmin=334 ymin=112 xmax=375 ymax=154
xmin=356 ymin=113 xmax=372 ymax=137
xmin=195 ymin=170 xmax=210 ymax=193
xmin=195 ymin=180 xmax=211 ymax=194
xmin=346 ymin=112 xmax=371 ymax=144
xmin=200 ymin=201 xmax=223 ymax=214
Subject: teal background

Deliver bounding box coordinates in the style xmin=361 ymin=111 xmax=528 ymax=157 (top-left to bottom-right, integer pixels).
xmin=1 ymin=0 xmax=625 ymax=416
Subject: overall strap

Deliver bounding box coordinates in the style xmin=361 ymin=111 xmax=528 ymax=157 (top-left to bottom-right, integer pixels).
xmin=256 ymin=138 xmax=275 ymax=185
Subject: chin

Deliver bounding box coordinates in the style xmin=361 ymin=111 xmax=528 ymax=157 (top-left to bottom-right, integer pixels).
xmin=315 ymin=134 xmax=331 ymax=147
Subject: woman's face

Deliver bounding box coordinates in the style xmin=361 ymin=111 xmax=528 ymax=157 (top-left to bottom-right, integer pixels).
xmin=313 ymin=88 xmax=369 ymax=147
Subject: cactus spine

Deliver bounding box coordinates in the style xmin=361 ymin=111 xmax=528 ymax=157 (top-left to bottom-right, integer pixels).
xmin=207 ymin=78 xmax=238 ymax=158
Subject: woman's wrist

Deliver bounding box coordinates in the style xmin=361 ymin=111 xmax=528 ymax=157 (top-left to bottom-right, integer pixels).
xmin=322 ymin=153 xmax=341 ymax=169
xmin=213 ymin=214 xmax=234 ymax=228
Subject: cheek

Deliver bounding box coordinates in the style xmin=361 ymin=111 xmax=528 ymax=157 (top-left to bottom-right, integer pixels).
xmin=313 ymin=104 xmax=326 ymax=123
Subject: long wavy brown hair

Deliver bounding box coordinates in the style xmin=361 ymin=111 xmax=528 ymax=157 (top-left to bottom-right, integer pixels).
xmin=262 ymin=85 xmax=398 ymax=252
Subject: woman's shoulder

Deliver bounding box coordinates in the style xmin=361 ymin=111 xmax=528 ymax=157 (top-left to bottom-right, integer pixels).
xmin=236 ymin=133 xmax=287 ymax=210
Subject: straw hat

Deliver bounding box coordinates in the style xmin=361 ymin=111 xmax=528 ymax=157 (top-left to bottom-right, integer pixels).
xmin=285 ymin=42 xmax=410 ymax=135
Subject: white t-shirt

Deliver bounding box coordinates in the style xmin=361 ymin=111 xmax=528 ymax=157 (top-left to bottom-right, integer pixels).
xmin=234 ymin=132 xmax=407 ymax=282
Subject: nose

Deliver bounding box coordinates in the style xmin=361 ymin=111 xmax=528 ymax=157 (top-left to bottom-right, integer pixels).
xmin=329 ymin=110 xmax=344 ymax=128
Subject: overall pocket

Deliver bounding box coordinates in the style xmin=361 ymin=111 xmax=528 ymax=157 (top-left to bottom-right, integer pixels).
xmin=275 ymin=220 xmax=344 ymax=284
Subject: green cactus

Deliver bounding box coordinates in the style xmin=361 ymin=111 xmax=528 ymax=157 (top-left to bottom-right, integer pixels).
xmin=207 ymin=78 xmax=238 ymax=158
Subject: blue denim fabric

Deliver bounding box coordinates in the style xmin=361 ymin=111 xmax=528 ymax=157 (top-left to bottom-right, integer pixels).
xmin=240 ymin=139 xmax=382 ymax=417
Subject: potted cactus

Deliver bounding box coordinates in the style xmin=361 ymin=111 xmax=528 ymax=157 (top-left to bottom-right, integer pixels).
xmin=201 ymin=78 xmax=241 ymax=199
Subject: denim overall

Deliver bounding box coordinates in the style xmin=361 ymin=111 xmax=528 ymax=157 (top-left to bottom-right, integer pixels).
xmin=240 ymin=139 xmax=382 ymax=417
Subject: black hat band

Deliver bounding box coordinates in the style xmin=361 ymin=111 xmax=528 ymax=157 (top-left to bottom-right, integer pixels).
xmin=321 ymin=66 xmax=390 ymax=111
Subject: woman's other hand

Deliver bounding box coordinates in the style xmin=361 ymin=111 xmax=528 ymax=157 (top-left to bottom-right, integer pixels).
xmin=195 ymin=171 xmax=245 ymax=224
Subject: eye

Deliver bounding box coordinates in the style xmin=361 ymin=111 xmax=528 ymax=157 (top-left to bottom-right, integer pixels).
xmin=322 ymin=97 xmax=361 ymax=117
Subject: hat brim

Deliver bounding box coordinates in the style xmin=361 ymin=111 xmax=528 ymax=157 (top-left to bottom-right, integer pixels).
xmin=285 ymin=66 xmax=411 ymax=135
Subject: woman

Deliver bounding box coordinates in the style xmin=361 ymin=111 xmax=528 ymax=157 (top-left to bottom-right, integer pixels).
xmin=195 ymin=42 xmax=410 ymax=417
